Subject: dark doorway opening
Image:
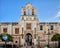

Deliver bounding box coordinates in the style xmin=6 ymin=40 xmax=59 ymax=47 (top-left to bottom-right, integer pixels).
xmin=25 ymin=33 xmax=32 ymax=46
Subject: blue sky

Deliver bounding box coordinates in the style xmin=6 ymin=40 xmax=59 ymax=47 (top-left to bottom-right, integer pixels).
xmin=0 ymin=0 xmax=60 ymax=22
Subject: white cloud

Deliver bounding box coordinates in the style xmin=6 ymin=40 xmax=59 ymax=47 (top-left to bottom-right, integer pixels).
xmin=55 ymin=11 xmax=60 ymax=18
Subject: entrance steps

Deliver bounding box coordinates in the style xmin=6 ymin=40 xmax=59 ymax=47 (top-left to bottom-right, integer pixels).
xmin=20 ymin=46 xmax=37 ymax=48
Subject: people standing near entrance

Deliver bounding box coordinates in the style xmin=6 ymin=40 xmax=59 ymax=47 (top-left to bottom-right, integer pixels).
xmin=25 ymin=42 xmax=27 ymax=48
xmin=31 ymin=43 xmax=34 ymax=48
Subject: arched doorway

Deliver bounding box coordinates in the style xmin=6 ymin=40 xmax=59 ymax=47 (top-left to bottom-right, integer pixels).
xmin=25 ymin=33 xmax=32 ymax=46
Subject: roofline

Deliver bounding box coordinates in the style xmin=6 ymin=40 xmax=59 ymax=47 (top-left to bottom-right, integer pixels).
xmin=0 ymin=22 xmax=18 ymax=24
xmin=39 ymin=22 xmax=60 ymax=24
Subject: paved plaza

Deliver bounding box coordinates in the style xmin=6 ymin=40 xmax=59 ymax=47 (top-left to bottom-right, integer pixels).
xmin=19 ymin=46 xmax=57 ymax=48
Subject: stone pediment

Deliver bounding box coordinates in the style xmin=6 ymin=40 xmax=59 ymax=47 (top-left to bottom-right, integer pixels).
xmin=24 ymin=30 xmax=33 ymax=34
xmin=26 ymin=4 xmax=32 ymax=9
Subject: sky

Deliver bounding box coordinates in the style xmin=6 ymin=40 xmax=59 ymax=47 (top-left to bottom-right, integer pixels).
xmin=0 ymin=0 xmax=60 ymax=22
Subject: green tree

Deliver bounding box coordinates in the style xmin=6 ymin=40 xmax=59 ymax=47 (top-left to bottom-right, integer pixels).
xmin=51 ymin=33 xmax=60 ymax=48
xmin=0 ymin=32 xmax=13 ymax=42
xmin=51 ymin=33 xmax=60 ymax=41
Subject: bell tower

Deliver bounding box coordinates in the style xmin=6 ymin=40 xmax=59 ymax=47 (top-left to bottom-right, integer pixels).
xmin=19 ymin=3 xmax=39 ymax=24
xmin=19 ymin=4 xmax=39 ymax=46
xmin=21 ymin=4 xmax=36 ymax=16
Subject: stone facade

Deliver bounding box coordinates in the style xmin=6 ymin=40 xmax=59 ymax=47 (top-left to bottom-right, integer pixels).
xmin=0 ymin=4 xmax=60 ymax=45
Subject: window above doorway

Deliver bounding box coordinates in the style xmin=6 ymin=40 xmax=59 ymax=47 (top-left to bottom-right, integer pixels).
xmin=26 ymin=23 xmax=31 ymax=29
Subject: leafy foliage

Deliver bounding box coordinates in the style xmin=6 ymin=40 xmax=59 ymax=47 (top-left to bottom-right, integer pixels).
xmin=51 ymin=33 xmax=60 ymax=41
xmin=0 ymin=32 xmax=13 ymax=42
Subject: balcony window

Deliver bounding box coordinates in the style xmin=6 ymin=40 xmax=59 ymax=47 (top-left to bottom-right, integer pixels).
xmin=15 ymin=28 xmax=19 ymax=34
xmin=3 ymin=28 xmax=7 ymax=32
xmin=50 ymin=25 xmax=53 ymax=30
xmin=40 ymin=25 xmax=43 ymax=30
